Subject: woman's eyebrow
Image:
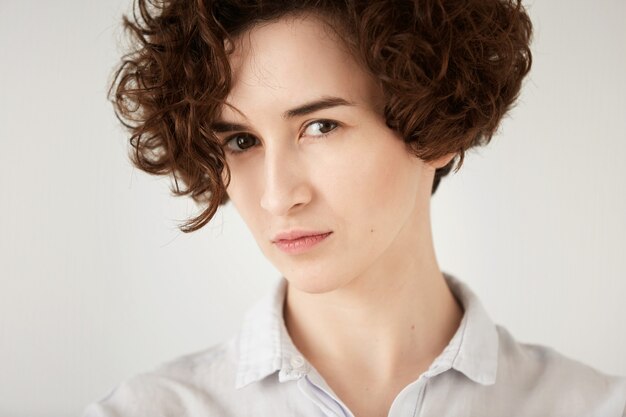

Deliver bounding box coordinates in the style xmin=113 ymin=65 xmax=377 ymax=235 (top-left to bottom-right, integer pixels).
xmin=283 ymin=96 xmax=355 ymax=119
xmin=211 ymin=96 xmax=355 ymax=133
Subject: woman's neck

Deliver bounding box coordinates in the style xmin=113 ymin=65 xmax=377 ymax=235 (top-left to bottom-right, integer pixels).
xmin=283 ymin=203 xmax=464 ymax=385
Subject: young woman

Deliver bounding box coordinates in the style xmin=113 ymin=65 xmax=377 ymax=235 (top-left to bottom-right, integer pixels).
xmin=84 ymin=0 xmax=626 ymax=415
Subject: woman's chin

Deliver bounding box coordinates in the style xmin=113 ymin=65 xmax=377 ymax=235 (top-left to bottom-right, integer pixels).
xmin=283 ymin=272 xmax=349 ymax=296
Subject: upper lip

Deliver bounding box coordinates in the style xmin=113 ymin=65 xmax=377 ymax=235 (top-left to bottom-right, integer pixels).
xmin=271 ymin=230 xmax=332 ymax=243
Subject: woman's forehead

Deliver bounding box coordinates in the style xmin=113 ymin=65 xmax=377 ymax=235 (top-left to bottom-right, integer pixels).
xmin=219 ymin=15 xmax=382 ymax=122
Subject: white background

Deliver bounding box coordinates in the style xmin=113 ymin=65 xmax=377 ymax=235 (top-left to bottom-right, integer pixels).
xmin=1 ymin=0 xmax=625 ymax=416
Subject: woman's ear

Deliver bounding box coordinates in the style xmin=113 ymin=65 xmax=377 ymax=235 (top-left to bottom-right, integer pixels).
xmin=426 ymin=152 xmax=457 ymax=170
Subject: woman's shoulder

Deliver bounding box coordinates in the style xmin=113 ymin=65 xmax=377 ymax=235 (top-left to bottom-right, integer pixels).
xmin=492 ymin=324 xmax=626 ymax=413
xmin=82 ymin=337 xmax=239 ymax=417
xmin=156 ymin=336 xmax=238 ymax=381
xmin=496 ymin=323 xmax=624 ymax=381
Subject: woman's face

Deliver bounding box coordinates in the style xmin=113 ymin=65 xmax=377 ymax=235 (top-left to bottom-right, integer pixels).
xmin=216 ymin=14 xmax=443 ymax=294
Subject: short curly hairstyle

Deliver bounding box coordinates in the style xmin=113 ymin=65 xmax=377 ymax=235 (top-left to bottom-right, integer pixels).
xmin=109 ymin=0 xmax=533 ymax=233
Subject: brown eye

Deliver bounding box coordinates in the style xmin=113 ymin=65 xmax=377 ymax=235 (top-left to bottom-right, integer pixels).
xmin=224 ymin=133 xmax=259 ymax=154
xmin=303 ymin=120 xmax=338 ymax=137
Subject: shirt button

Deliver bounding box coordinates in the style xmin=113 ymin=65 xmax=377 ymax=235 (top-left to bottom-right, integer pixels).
xmin=290 ymin=355 xmax=305 ymax=370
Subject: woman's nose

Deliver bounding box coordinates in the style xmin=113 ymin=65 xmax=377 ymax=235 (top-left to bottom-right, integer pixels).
xmin=259 ymin=145 xmax=312 ymax=216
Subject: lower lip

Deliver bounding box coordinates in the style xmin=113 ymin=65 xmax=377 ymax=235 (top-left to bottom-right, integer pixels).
xmin=274 ymin=232 xmax=332 ymax=255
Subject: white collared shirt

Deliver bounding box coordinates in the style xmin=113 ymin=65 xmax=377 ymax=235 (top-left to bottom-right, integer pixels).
xmin=83 ymin=273 xmax=626 ymax=417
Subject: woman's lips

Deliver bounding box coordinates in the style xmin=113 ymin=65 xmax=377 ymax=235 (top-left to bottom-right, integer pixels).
xmin=273 ymin=232 xmax=332 ymax=255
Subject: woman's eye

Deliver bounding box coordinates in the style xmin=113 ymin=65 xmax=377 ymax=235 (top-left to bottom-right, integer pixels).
xmin=222 ymin=119 xmax=338 ymax=155
xmin=223 ymin=133 xmax=259 ymax=154
xmin=303 ymin=119 xmax=338 ymax=137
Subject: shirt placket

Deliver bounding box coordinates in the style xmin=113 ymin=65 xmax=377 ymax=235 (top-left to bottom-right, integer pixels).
xmin=294 ymin=363 xmax=355 ymax=417
xmin=387 ymin=375 xmax=430 ymax=417
xmin=297 ymin=371 xmax=432 ymax=417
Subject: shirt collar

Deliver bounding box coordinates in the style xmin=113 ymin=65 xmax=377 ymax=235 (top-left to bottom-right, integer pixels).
xmin=427 ymin=272 xmax=500 ymax=385
xmin=234 ymin=272 xmax=499 ymax=389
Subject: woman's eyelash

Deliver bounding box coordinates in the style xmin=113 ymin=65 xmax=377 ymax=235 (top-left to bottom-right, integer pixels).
xmin=221 ymin=119 xmax=340 ymax=155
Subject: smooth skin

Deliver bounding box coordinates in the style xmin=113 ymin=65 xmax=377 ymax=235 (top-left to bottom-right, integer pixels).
xmin=216 ymin=13 xmax=463 ymax=417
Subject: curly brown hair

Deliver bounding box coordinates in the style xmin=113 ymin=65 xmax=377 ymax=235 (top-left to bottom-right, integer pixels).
xmin=109 ymin=0 xmax=533 ymax=233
